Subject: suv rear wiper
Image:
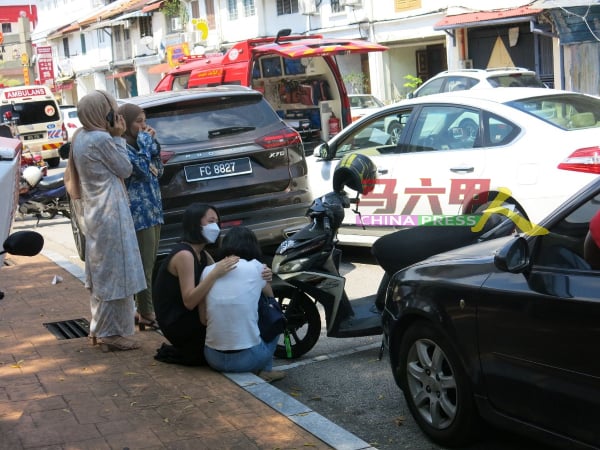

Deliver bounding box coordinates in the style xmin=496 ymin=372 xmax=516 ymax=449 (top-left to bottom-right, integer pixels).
xmin=208 ymin=126 xmax=256 ymax=138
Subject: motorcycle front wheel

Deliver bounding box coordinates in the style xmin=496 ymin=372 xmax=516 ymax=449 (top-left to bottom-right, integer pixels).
xmin=273 ymin=285 xmax=321 ymax=359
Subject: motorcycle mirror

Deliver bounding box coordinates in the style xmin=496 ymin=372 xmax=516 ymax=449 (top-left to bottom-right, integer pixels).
xmin=58 ymin=142 xmax=71 ymax=160
xmin=0 ymin=231 xmax=44 ymax=256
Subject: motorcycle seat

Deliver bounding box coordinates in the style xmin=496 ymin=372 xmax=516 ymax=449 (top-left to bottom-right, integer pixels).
xmin=37 ymin=173 xmax=64 ymax=190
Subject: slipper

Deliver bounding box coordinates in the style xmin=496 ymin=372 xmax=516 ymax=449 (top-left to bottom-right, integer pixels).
xmin=257 ymin=370 xmax=286 ymax=382
xmin=98 ymin=336 xmax=140 ymax=352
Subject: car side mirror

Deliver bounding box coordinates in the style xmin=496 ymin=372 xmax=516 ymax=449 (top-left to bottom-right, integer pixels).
xmin=316 ymin=142 xmax=332 ymax=160
xmin=494 ymin=236 xmax=529 ymax=273
xmin=406 ymin=92 xmax=414 ymax=99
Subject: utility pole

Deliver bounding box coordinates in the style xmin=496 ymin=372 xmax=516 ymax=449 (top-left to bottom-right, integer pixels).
xmin=18 ymin=12 xmax=33 ymax=86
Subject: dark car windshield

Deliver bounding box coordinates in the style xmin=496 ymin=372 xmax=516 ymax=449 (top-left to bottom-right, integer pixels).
xmin=1 ymin=101 xmax=61 ymax=125
xmin=144 ymin=96 xmax=278 ymax=145
xmin=506 ymin=94 xmax=600 ymax=130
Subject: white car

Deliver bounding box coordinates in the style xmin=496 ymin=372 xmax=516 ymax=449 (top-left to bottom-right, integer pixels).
xmin=307 ymin=87 xmax=600 ymax=246
xmin=60 ymin=105 xmax=82 ymax=141
xmin=349 ymin=94 xmax=384 ymax=122
xmin=409 ymin=67 xmax=546 ymax=98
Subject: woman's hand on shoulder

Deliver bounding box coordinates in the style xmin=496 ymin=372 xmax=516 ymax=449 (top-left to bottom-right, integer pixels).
xmin=213 ymin=255 xmax=239 ymax=277
xmin=261 ymin=264 xmax=272 ymax=282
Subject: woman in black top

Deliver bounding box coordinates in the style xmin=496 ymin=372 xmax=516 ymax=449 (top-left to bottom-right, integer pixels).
xmin=153 ymin=203 xmax=239 ymax=365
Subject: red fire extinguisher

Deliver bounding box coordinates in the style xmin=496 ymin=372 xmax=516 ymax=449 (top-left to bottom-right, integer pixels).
xmin=328 ymin=113 xmax=340 ymax=138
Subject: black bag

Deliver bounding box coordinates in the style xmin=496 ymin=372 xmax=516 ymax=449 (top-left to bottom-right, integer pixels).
xmin=258 ymin=294 xmax=286 ymax=343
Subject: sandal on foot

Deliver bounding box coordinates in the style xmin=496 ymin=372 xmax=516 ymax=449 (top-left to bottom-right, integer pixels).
xmin=98 ymin=336 xmax=140 ymax=352
xmin=137 ymin=315 xmax=160 ymax=331
xmin=257 ymin=370 xmax=286 ymax=382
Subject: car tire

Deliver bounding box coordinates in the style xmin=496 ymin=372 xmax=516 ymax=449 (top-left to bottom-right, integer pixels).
xmin=398 ymin=321 xmax=479 ymax=447
xmin=68 ymin=194 xmax=86 ymax=261
xmin=273 ymin=285 xmax=321 ymax=359
xmin=46 ymin=157 xmax=61 ymax=168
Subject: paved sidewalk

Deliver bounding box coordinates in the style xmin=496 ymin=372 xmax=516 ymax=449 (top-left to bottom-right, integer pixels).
xmin=0 ymin=253 xmax=375 ymax=450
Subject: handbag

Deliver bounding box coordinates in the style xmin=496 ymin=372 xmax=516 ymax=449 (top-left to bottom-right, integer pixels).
xmin=63 ymin=139 xmax=82 ymax=200
xmin=257 ymin=294 xmax=286 ymax=343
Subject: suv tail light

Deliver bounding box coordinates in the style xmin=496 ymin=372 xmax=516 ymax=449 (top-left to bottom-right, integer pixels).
xmin=558 ymin=147 xmax=600 ymax=174
xmin=160 ymin=150 xmax=176 ymax=164
xmin=61 ymin=123 xmax=68 ymax=141
xmin=256 ymin=129 xmax=301 ymax=149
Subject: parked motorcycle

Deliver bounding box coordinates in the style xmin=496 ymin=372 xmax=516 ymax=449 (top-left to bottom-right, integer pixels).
xmin=271 ymin=154 xmax=517 ymax=359
xmin=21 ymin=149 xmax=48 ymax=177
xmin=18 ymin=166 xmax=70 ymax=223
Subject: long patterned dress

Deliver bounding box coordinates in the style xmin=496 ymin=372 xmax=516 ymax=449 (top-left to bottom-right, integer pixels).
xmin=73 ymin=130 xmax=146 ymax=337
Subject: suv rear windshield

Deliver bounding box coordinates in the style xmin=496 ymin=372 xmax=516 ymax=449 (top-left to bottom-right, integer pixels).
xmin=145 ymin=95 xmax=279 ymax=145
xmin=1 ymin=101 xmax=61 ymax=125
xmin=487 ymin=74 xmax=546 ymax=88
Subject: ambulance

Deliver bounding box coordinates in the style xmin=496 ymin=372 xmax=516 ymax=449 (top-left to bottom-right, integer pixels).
xmin=0 ymin=85 xmax=67 ymax=168
xmin=155 ymin=29 xmax=387 ymax=151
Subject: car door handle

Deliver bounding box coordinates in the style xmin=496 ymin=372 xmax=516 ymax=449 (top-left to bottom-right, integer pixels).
xmin=450 ymin=166 xmax=474 ymax=173
xmin=377 ymin=168 xmax=388 ymax=175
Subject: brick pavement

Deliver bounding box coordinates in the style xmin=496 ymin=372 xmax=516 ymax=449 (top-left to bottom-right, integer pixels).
xmin=0 ymin=253 xmax=341 ymax=450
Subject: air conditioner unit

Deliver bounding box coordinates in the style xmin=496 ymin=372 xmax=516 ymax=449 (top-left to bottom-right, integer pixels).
xmin=171 ymin=17 xmax=183 ymax=31
xmin=340 ymin=0 xmax=362 ymax=7
xmin=299 ymin=0 xmax=317 ymax=15
xmin=459 ymin=59 xmax=473 ymax=69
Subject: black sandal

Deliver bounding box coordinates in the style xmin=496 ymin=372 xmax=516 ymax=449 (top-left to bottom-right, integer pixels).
xmin=137 ymin=315 xmax=160 ymax=331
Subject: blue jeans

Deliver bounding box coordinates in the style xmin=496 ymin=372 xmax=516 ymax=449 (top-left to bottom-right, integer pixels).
xmin=204 ymin=336 xmax=279 ymax=373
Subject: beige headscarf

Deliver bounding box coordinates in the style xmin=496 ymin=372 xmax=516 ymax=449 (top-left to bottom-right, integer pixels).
xmin=76 ymin=90 xmax=118 ymax=133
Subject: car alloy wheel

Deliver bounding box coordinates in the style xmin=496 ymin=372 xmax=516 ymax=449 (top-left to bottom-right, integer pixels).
xmin=398 ymin=321 xmax=478 ymax=447
xmin=406 ymin=337 xmax=456 ymax=429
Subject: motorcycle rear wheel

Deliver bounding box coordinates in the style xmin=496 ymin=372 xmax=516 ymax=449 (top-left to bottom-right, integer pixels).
xmin=273 ymin=286 xmax=321 ymax=359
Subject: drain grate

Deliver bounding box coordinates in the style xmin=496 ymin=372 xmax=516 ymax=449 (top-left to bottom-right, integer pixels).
xmin=43 ymin=318 xmax=90 ymax=340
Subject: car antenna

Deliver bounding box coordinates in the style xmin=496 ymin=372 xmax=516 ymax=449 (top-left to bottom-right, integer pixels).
xmin=275 ymin=29 xmax=291 ymax=45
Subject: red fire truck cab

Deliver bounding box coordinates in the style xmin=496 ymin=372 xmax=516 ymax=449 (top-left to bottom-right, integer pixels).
xmin=155 ymin=29 xmax=387 ymax=150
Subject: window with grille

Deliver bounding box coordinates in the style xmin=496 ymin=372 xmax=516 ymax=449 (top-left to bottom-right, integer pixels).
xmin=97 ymin=28 xmax=105 ymax=44
xmin=244 ymin=0 xmax=255 ymax=16
xmin=331 ymin=0 xmax=343 ymax=13
xmin=139 ymin=16 xmax=152 ymax=38
xmin=276 ymin=0 xmax=298 ymax=15
xmin=80 ymin=34 xmax=86 ymax=55
xmin=228 ymin=0 xmax=238 ymax=20
xmin=1 ymin=23 xmax=11 ymax=33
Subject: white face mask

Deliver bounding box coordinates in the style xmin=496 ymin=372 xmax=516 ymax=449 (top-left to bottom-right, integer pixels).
xmin=201 ymin=222 xmax=220 ymax=244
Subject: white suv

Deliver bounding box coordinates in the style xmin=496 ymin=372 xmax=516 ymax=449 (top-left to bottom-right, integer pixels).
xmin=409 ymin=67 xmax=546 ymax=98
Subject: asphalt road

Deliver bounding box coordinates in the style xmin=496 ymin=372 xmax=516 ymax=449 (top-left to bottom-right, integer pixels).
xmin=12 ymin=159 xmax=552 ymax=450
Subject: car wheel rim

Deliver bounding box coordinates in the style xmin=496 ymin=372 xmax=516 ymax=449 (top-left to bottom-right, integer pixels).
xmin=406 ymin=338 xmax=457 ymax=429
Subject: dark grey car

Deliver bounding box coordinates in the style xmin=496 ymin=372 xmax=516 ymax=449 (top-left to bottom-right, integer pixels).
xmin=69 ymin=86 xmax=310 ymax=260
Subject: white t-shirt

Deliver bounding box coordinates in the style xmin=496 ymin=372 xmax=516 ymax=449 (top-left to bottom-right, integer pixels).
xmin=202 ymin=258 xmax=266 ymax=351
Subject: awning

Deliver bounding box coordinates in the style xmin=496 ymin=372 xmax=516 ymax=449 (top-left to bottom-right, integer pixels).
xmin=148 ymin=63 xmax=172 ymax=74
xmin=106 ymin=70 xmax=136 ymax=79
xmin=434 ymin=6 xmax=543 ymax=30
xmin=252 ymin=38 xmax=388 ymax=59
xmin=142 ymin=1 xmax=164 ymax=13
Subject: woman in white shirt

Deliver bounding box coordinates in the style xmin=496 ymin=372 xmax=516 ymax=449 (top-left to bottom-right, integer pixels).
xmin=201 ymin=226 xmax=284 ymax=382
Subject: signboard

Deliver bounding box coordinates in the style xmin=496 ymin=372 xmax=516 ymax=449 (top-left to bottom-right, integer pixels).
xmin=166 ymin=43 xmax=190 ymax=67
xmin=4 ymin=87 xmax=48 ymax=99
xmin=36 ymin=46 xmax=55 ymax=86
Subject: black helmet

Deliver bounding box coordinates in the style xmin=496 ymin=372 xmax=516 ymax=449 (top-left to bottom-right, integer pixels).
xmin=332 ymin=153 xmax=377 ymax=195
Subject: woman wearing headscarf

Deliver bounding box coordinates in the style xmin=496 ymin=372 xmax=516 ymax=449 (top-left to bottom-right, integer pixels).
xmin=118 ymin=103 xmax=164 ymax=331
xmin=72 ymin=90 xmax=146 ymax=352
